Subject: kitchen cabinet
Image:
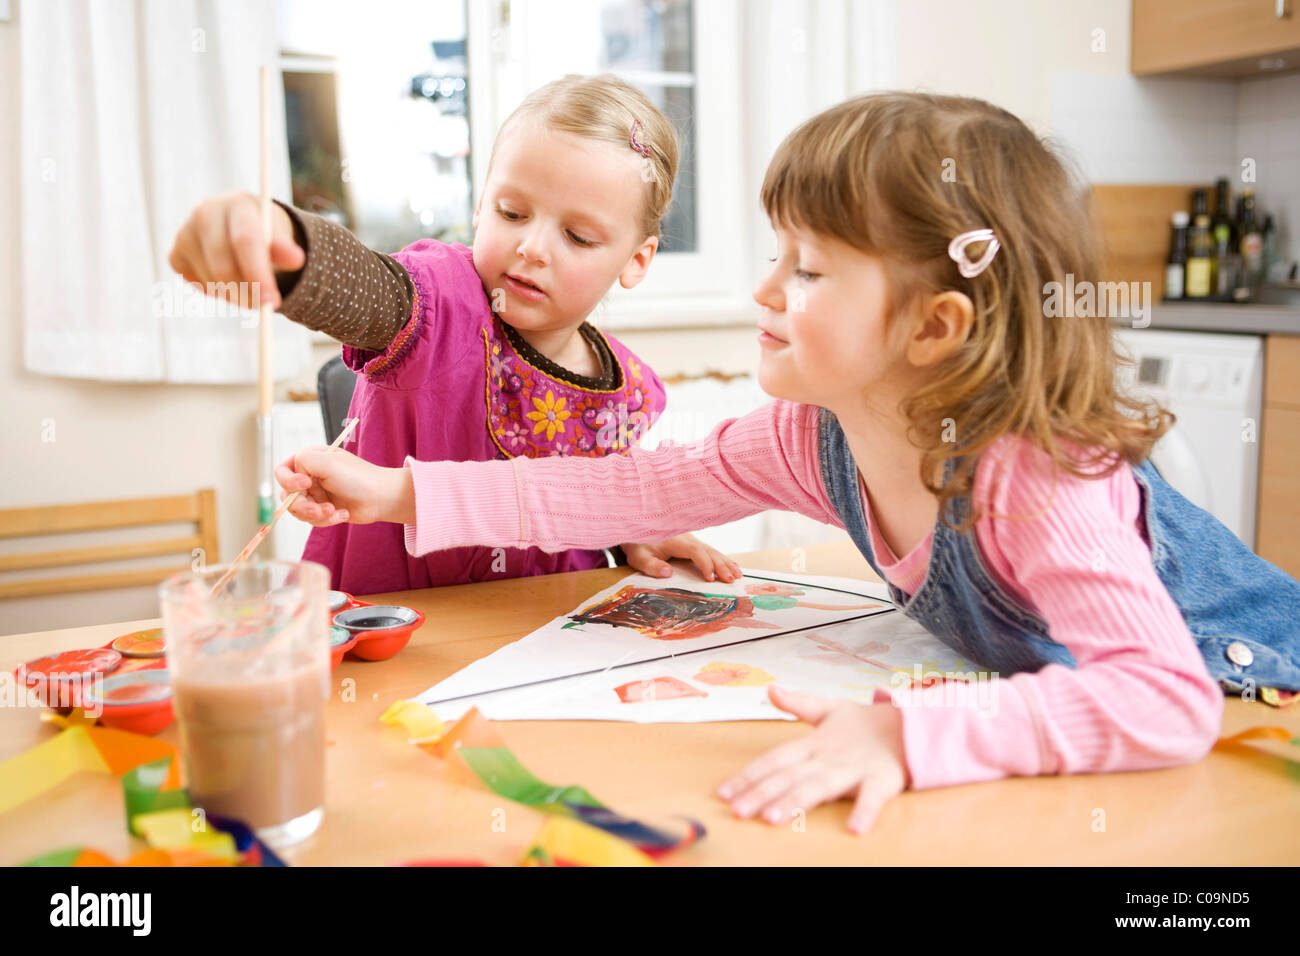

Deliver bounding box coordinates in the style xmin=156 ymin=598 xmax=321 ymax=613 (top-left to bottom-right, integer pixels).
xmin=1132 ymin=0 xmax=1300 ymax=77
xmin=1258 ymin=335 xmax=1300 ymax=577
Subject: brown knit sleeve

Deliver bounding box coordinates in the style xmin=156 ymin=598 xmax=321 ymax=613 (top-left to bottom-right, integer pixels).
xmin=273 ymin=201 xmax=414 ymax=351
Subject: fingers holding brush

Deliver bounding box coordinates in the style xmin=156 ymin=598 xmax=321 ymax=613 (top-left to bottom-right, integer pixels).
xmin=275 ymin=455 xmax=347 ymax=527
xmin=273 ymin=444 xmax=392 ymax=526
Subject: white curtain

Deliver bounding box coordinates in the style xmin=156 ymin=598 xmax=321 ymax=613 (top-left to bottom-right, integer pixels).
xmin=20 ymin=0 xmax=312 ymax=383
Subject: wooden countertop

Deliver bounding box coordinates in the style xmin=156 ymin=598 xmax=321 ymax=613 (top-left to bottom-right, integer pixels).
xmin=1 ymin=541 xmax=1295 ymax=866
xmin=1126 ymin=301 xmax=1300 ymax=336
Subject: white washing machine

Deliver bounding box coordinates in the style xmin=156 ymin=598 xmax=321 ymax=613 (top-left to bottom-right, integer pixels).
xmin=1114 ymin=328 xmax=1264 ymax=549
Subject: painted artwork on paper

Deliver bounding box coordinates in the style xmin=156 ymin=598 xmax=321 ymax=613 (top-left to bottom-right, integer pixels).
xmin=569 ymin=587 xmax=779 ymax=640
xmin=566 ymin=581 xmax=882 ymax=641
xmin=417 ymin=569 xmax=893 ymax=715
xmin=415 ymin=568 xmax=987 ymax=723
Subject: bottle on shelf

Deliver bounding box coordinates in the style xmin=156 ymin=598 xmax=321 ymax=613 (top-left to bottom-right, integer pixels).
xmin=1211 ymin=178 xmax=1237 ymax=299
xmin=1164 ymin=210 xmax=1189 ymax=300
xmin=1185 ymin=190 xmax=1214 ymax=300
xmin=1236 ymin=189 xmax=1263 ymax=301
xmin=1261 ymin=214 xmax=1280 ymax=285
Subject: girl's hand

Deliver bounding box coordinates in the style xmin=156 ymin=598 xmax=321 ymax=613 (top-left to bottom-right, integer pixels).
xmin=274 ymin=448 xmax=412 ymax=527
xmin=621 ymin=534 xmax=743 ymax=583
xmin=717 ymin=686 xmax=910 ymax=835
xmin=168 ymin=191 xmax=305 ymax=311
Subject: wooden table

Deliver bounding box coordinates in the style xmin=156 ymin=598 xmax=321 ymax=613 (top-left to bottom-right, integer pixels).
xmin=2 ymin=542 xmax=1296 ymax=866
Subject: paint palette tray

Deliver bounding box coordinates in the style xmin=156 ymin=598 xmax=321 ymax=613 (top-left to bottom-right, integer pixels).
xmin=15 ymin=631 xmax=170 ymax=730
xmin=332 ymin=603 xmax=425 ymax=662
xmin=328 ymin=590 xmax=423 ymax=663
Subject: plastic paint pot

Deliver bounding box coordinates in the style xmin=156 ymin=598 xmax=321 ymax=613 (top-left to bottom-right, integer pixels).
xmin=17 ymin=647 xmax=123 ymax=712
xmin=332 ymin=604 xmax=424 ymax=661
xmin=328 ymin=624 xmax=359 ymax=670
xmin=111 ymin=627 xmax=166 ymax=659
xmin=82 ymin=669 xmax=174 ymax=735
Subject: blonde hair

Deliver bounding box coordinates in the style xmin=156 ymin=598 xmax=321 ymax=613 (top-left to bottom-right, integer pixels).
xmin=760 ymin=92 xmax=1171 ymax=528
xmin=489 ymin=73 xmax=679 ymax=242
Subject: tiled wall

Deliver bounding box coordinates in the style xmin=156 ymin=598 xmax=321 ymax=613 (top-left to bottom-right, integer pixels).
xmin=1051 ymin=70 xmax=1298 ymax=271
xmin=1235 ymin=72 xmax=1300 ymax=277
xmin=1051 ymin=72 xmax=1239 ymax=184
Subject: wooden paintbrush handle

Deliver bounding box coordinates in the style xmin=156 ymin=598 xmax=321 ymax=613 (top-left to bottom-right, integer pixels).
xmin=208 ymin=417 xmax=360 ymax=597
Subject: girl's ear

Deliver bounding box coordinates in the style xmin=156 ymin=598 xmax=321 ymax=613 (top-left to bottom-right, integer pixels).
xmin=905 ymin=290 xmax=974 ymax=367
xmin=618 ymin=235 xmax=660 ymax=290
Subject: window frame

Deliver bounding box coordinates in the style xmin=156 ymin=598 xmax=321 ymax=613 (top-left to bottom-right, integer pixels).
xmin=467 ymin=0 xmax=750 ymax=330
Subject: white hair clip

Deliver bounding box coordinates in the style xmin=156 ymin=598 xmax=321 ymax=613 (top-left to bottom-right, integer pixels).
xmin=947 ymin=228 xmax=1000 ymax=278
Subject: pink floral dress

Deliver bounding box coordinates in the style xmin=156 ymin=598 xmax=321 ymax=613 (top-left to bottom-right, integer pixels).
xmin=301 ymin=238 xmax=667 ymax=594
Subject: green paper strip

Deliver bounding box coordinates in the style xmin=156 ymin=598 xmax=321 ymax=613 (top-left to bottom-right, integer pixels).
xmin=122 ymin=757 xmax=189 ymax=837
xmin=457 ymin=746 xmax=605 ymax=811
xmin=23 ymin=847 xmax=83 ymax=867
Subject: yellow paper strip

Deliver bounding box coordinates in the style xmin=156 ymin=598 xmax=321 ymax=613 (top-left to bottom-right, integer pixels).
xmin=134 ymin=809 xmax=238 ymax=859
xmin=133 ymin=809 xmax=198 ymax=848
xmin=523 ymin=816 xmax=657 ymax=867
xmin=0 ymin=727 xmax=109 ymax=815
xmin=380 ymin=698 xmax=446 ymax=743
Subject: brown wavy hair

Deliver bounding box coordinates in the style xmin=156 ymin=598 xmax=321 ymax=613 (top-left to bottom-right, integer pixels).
xmin=760 ymin=92 xmax=1171 ymax=528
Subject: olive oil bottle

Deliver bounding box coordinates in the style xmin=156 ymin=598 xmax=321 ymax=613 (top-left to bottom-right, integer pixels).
xmin=1185 ymin=190 xmax=1214 ymax=300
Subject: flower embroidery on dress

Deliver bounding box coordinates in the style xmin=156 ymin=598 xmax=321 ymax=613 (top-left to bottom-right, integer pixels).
xmin=482 ymin=316 xmax=665 ymax=460
xmin=498 ymin=420 xmax=529 ymax=451
xmin=527 ymin=389 xmax=571 ymax=441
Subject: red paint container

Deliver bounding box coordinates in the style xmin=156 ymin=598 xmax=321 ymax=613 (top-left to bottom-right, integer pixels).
xmin=332 ymin=604 xmax=424 ymax=662
xmin=328 ymin=625 xmax=359 ymax=670
xmin=82 ymin=669 xmax=174 ymax=735
xmin=17 ymin=647 xmax=123 ymax=711
xmin=111 ymin=627 xmax=166 ymax=659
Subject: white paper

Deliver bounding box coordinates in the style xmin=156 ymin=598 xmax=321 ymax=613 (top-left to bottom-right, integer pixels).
xmin=417 ymin=569 xmax=983 ymax=723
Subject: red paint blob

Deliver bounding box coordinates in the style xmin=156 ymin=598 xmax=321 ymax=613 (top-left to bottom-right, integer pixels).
xmin=614 ymin=676 xmax=707 ymax=703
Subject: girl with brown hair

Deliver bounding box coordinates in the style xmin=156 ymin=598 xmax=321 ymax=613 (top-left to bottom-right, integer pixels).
xmin=276 ymin=92 xmax=1300 ymax=834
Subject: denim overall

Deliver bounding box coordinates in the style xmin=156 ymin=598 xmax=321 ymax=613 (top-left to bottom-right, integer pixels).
xmin=817 ymin=409 xmax=1300 ymax=693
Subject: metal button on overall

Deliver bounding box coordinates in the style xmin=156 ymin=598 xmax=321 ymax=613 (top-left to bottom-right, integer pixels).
xmin=1226 ymin=641 xmax=1254 ymax=668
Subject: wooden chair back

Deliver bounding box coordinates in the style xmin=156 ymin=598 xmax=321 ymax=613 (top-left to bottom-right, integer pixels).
xmin=0 ymin=489 xmax=218 ymax=599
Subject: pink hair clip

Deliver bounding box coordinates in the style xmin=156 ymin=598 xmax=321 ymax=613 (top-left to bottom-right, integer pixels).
xmin=947 ymin=228 xmax=1000 ymax=278
xmin=629 ymin=118 xmax=651 ymax=158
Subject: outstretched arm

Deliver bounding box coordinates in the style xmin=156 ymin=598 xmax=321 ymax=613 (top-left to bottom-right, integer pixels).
xmin=168 ymin=193 xmax=413 ymax=352
xmin=273 ymin=202 xmax=416 ymax=351
xmin=398 ymin=400 xmax=840 ymax=557
xmin=274 ymin=400 xmax=842 ymax=555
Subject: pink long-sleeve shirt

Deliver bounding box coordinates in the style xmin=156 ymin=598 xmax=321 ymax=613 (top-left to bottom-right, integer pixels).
xmin=401 ymin=399 xmax=1224 ymax=790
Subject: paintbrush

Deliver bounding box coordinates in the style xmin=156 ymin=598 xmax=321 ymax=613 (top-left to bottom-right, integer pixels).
xmin=209 ymin=416 xmax=360 ymax=597
xmin=256 ymin=64 xmax=275 ymax=527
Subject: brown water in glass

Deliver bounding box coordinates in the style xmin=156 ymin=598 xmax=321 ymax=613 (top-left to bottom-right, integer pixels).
xmin=172 ymin=659 xmax=328 ymax=829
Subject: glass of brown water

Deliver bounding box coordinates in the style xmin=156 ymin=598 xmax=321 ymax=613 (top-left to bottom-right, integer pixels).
xmin=160 ymin=560 xmax=330 ymax=850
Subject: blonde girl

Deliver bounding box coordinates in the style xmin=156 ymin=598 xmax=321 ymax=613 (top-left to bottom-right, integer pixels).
xmin=172 ymin=74 xmax=739 ymax=593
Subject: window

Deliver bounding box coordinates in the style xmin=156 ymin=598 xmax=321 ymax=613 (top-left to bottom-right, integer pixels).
xmin=276 ymin=0 xmax=475 ymax=252
xmin=468 ymin=0 xmax=748 ymax=326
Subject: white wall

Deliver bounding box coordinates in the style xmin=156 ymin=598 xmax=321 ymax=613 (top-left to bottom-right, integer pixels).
xmin=0 ymin=2 xmax=286 ymax=636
